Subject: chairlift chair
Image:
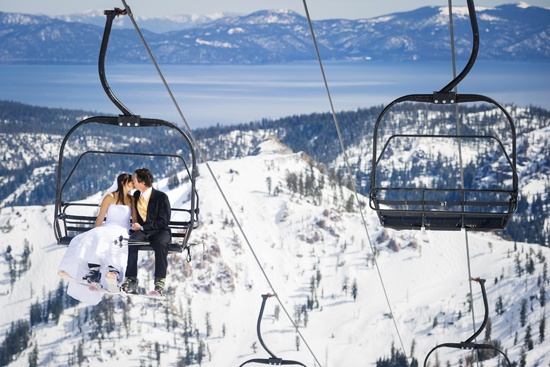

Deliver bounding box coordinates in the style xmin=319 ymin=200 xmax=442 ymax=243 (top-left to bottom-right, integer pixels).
xmin=369 ymin=0 xmax=518 ymax=231
xmin=424 ymin=278 xmax=512 ymax=367
xmin=54 ymin=8 xmax=199 ymax=257
xmin=239 ymin=294 xmax=307 ymax=367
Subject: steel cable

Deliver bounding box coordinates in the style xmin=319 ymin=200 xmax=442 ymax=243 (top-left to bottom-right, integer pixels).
xmin=447 ymin=2 xmax=480 ymax=366
xmin=300 ymin=0 xmax=410 ymax=364
xmin=120 ymin=1 xmax=323 ymax=365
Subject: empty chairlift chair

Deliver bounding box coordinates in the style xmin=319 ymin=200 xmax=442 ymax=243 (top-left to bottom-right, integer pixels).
xmin=368 ymin=0 xmax=518 ymax=232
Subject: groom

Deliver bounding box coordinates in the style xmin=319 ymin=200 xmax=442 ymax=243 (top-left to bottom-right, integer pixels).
xmin=121 ymin=168 xmax=171 ymax=295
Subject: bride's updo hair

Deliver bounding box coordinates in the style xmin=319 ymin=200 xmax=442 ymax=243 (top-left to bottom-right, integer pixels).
xmin=115 ymin=173 xmax=133 ymax=205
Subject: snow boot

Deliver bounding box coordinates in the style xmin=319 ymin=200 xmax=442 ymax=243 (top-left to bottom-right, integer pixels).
xmin=153 ymin=277 xmax=165 ymax=296
xmin=121 ymin=277 xmax=139 ymax=294
xmin=82 ymin=264 xmax=101 ymax=285
xmin=106 ymin=265 xmax=120 ymax=283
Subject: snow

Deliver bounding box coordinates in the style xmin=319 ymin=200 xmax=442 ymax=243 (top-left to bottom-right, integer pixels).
xmin=364 ymin=16 xmax=395 ymax=24
xmin=227 ymin=27 xmax=245 ymax=35
xmin=195 ymin=38 xmax=238 ymax=48
xmin=438 ymin=6 xmax=495 ymax=17
xmin=0 ymin=137 xmax=549 ymax=367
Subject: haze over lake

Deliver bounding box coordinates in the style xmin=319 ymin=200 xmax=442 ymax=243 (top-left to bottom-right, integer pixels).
xmin=1 ymin=61 xmax=548 ymax=129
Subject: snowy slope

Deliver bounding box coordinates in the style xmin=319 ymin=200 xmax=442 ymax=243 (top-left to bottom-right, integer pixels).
xmin=0 ymin=137 xmax=549 ymax=367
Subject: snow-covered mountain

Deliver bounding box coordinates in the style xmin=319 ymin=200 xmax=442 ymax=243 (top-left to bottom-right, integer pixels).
xmin=1 ymin=137 xmax=549 ymax=366
xmin=1 ymin=101 xmax=549 ymax=250
xmin=53 ymin=10 xmax=241 ymax=34
xmin=1 ymin=3 xmax=549 ymax=64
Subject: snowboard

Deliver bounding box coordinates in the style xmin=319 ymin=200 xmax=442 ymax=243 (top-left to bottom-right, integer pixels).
xmin=58 ymin=270 xmax=165 ymax=300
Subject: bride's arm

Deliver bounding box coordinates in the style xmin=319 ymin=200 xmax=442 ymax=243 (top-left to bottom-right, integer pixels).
xmin=94 ymin=194 xmax=115 ymax=228
xmin=130 ymin=196 xmax=138 ymax=226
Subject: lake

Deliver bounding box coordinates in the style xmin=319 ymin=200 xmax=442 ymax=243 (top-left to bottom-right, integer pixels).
xmin=1 ymin=61 xmax=548 ymax=129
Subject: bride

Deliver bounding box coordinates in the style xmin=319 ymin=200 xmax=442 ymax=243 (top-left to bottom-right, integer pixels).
xmin=58 ymin=173 xmax=138 ymax=305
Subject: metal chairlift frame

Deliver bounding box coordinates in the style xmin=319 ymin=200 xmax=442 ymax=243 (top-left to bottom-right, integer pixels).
xmin=369 ymin=0 xmax=518 ymax=231
xmin=239 ymin=294 xmax=307 ymax=367
xmin=54 ymin=8 xmax=199 ymax=254
xmin=423 ymin=278 xmax=512 ymax=367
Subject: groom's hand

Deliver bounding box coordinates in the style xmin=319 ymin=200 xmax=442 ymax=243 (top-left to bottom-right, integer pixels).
xmin=131 ymin=223 xmax=142 ymax=231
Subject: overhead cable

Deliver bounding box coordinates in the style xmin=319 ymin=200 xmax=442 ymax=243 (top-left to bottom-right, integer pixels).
xmin=120 ymin=1 xmax=323 ymax=365
xmin=300 ymin=0 xmax=410 ymax=364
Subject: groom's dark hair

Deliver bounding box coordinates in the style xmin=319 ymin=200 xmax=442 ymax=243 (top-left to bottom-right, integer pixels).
xmin=134 ymin=168 xmax=154 ymax=187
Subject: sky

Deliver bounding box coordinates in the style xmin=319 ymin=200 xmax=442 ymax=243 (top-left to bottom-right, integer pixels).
xmin=0 ymin=0 xmax=549 ymax=19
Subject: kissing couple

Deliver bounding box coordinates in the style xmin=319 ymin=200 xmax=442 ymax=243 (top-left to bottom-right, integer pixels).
xmin=58 ymin=168 xmax=171 ymax=304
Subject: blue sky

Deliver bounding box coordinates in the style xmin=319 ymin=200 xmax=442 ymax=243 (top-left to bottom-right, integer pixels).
xmin=0 ymin=0 xmax=548 ymax=19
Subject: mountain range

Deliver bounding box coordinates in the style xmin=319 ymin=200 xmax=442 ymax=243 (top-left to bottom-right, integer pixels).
xmin=52 ymin=10 xmax=242 ymax=34
xmin=0 ymin=2 xmax=549 ymax=64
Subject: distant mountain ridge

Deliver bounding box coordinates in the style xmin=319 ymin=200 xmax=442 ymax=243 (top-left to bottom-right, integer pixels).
xmin=52 ymin=10 xmax=242 ymax=34
xmin=0 ymin=3 xmax=549 ymax=64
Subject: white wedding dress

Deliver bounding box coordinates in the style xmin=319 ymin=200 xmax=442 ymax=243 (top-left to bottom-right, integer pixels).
xmin=58 ymin=204 xmax=131 ymax=305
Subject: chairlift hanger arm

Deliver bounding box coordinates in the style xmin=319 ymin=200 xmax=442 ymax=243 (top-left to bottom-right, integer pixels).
xmin=423 ymin=279 xmax=512 ymax=367
xmin=439 ymin=0 xmax=479 ymax=93
xmin=99 ymin=9 xmax=133 ymax=116
xmin=239 ymin=294 xmax=307 ymax=367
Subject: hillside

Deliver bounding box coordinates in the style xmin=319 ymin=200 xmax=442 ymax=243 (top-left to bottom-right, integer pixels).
xmin=2 ymin=100 xmax=548 ymax=246
xmin=1 ymin=3 xmax=549 ymax=64
xmin=0 ymin=138 xmax=549 ymax=367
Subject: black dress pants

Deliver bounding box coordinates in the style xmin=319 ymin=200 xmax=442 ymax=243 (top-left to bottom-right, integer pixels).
xmin=125 ymin=230 xmax=171 ymax=279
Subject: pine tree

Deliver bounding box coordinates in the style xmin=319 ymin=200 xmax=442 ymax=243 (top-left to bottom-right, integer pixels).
xmin=345 ymin=194 xmax=355 ymax=212
xmin=495 ymin=295 xmax=504 ymax=316
xmin=168 ymin=172 xmax=180 ymax=189
xmin=515 ymin=253 xmax=523 ymax=277
xmin=266 ymin=177 xmax=272 ymax=195
xmin=28 ymin=343 xmax=39 ymax=367
xmin=540 ymin=283 xmax=546 ymax=308
xmin=540 ymin=314 xmax=546 ymax=343
xmin=9 ymin=259 xmax=16 ymax=290
xmin=484 ymin=317 xmax=492 ymax=342
xmin=351 ymin=278 xmax=358 ymax=301
xmin=295 ymin=335 xmax=300 ymax=351
xmin=122 ymin=299 xmax=130 ymax=337
xmin=165 ymin=306 xmax=170 ymax=331
xmin=155 ymin=342 xmax=161 ymax=366
xmin=274 ymin=305 xmax=280 ymax=321
xmin=77 ymin=340 xmax=84 ymax=366
xmin=526 ymin=253 xmax=535 ymax=275
xmin=20 ymin=239 xmax=31 ymax=275
xmin=342 ymin=276 xmax=349 ymax=295
xmin=205 ymin=312 xmax=212 ymax=338
xmin=524 ymin=324 xmax=533 ymax=351
xmin=519 ymin=347 xmax=526 ymax=367
xmin=520 ymin=299 xmax=527 ymax=327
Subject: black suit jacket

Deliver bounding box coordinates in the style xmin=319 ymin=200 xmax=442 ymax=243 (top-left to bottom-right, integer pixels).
xmin=134 ymin=188 xmax=171 ymax=237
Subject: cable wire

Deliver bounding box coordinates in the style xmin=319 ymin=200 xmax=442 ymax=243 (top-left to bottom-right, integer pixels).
xmin=300 ymin=0 xmax=410 ymax=363
xmin=120 ymin=1 xmax=322 ymax=365
xmin=447 ymin=2 xmax=480 ymax=365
